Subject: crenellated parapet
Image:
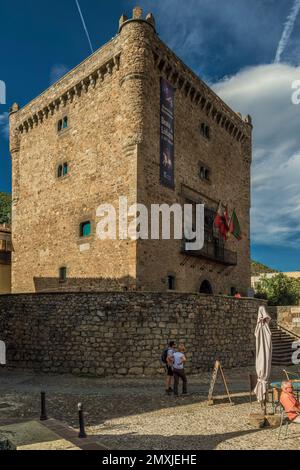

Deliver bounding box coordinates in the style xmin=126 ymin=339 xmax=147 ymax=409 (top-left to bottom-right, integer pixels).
xmin=15 ymin=53 xmax=121 ymax=136
xmin=119 ymin=6 xmax=156 ymax=33
xmin=152 ymin=43 xmax=252 ymax=144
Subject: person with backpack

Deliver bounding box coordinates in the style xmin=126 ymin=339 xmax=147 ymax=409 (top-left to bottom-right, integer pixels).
xmin=161 ymin=341 xmax=176 ymax=395
xmin=173 ymin=343 xmax=188 ymax=396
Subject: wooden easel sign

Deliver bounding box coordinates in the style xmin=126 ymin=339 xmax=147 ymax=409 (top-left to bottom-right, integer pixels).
xmin=207 ymin=360 xmax=233 ymax=406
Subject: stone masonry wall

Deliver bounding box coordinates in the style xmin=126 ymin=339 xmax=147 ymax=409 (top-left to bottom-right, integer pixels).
xmin=136 ymin=22 xmax=252 ymax=296
xmin=269 ymin=306 xmax=300 ymax=337
xmin=0 ymin=293 xmax=263 ymax=376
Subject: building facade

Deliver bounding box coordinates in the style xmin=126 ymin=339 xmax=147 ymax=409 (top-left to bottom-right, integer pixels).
xmin=9 ymin=7 xmax=252 ymax=295
xmin=0 ymin=224 xmax=11 ymax=294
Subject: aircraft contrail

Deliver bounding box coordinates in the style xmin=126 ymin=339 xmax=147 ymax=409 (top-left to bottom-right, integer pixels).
xmin=275 ymin=0 xmax=300 ymax=63
xmin=75 ymin=0 xmax=94 ymax=54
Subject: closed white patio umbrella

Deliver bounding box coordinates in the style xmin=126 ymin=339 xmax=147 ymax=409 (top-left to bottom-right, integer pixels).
xmin=254 ymin=306 xmax=272 ymax=412
xmin=0 ymin=341 xmax=6 ymax=365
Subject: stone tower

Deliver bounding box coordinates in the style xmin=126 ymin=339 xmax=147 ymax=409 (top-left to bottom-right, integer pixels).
xmin=9 ymin=7 xmax=252 ymax=295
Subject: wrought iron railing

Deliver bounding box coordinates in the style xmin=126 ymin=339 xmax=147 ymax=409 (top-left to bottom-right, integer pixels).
xmin=181 ymin=239 xmax=237 ymax=266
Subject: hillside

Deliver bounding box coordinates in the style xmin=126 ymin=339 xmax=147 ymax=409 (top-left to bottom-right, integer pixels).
xmin=251 ymin=260 xmax=279 ymax=276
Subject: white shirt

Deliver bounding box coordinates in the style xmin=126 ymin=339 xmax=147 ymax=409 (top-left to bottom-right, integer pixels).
xmin=173 ymin=352 xmax=185 ymax=370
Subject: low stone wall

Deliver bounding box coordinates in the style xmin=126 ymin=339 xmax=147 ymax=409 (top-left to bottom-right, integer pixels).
xmin=269 ymin=306 xmax=300 ymax=337
xmin=0 ymin=292 xmax=264 ymax=376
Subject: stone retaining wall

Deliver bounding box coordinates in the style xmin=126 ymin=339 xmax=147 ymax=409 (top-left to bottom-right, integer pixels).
xmin=0 ymin=292 xmax=264 ymax=376
xmin=269 ymin=306 xmax=300 ymax=337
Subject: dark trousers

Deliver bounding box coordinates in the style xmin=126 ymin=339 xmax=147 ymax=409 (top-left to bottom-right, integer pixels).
xmin=173 ymin=368 xmax=187 ymax=395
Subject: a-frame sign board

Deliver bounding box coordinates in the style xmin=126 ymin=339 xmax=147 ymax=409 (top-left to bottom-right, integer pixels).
xmin=207 ymin=360 xmax=233 ymax=406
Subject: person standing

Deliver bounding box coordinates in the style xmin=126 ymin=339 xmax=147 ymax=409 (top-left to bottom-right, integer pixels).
xmin=173 ymin=344 xmax=187 ymax=396
xmin=162 ymin=341 xmax=176 ymax=395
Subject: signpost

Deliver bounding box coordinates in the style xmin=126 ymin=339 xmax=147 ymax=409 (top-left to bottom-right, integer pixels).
xmin=208 ymin=360 xmax=233 ymax=406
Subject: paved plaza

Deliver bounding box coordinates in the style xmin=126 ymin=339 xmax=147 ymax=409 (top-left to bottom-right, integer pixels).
xmin=0 ymin=366 xmax=300 ymax=450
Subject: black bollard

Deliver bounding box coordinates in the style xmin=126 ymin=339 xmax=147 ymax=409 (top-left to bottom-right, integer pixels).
xmin=40 ymin=391 xmax=48 ymax=421
xmin=78 ymin=403 xmax=87 ymax=439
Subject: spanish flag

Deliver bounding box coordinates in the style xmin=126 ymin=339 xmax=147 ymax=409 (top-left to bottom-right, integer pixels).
xmin=214 ymin=202 xmax=230 ymax=240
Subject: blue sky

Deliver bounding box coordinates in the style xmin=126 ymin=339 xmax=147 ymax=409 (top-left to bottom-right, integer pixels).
xmin=1 ymin=0 xmax=300 ymax=271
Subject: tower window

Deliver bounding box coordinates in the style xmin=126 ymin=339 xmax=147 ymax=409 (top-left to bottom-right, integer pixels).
xmin=80 ymin=221 xmax=91 ymax=238
xmin=57 ymin=116 xmax=68 ymax=133
xmin=167 ymin=275 xmax=176 ymax=291
xmin=57 ymin=162 xmax=69 ymax=178
xmin=200 ymin=122 xmax=210 ymax=139
xmin=63 ymin=116 xmax=68 ymax=129
xmin=59 ymin=267 xmax=67 ymax=283
xmin=199 ymin=165 xmax=211 ymax=182
xmin=63 ymin=162 xmax=69 ymax=176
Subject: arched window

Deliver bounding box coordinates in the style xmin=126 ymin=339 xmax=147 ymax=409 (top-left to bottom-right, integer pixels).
xmin=200 ymin=280 xmax=213 ymax=295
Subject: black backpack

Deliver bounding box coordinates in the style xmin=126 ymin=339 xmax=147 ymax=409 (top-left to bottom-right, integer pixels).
xmin=161 ymin=347 xmax=169 ymax=365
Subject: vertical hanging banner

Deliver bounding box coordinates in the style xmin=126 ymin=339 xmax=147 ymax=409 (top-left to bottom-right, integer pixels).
xmin=160 ymin=78 xmax=175 ymax=188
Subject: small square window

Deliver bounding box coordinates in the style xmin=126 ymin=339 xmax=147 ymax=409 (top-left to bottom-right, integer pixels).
xmin=199 ymin=165 xmax=210 ymax=182
xmin=59 ymin=267 xmax=67 ymax=283
xmin=80 ymin=221 xmax=91 ymax=238
xmin=57 ymin=120 xmax=63 ymax=132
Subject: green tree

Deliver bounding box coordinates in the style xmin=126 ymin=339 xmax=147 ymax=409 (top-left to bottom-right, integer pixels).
xmin=256 ymin=273 xmax=300 ymax=306
xmin=0 ymin=192 xmax=11 ymax=224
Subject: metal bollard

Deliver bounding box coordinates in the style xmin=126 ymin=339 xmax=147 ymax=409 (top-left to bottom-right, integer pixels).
xmin=40 ymin=391 xmax=48 ymax=421
xmin=78 ymin=403 xmax=87 ymax=438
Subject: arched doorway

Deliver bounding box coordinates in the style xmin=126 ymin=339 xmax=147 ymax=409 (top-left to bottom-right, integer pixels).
xmin=199 ymin=280 xmax=213 ymax=295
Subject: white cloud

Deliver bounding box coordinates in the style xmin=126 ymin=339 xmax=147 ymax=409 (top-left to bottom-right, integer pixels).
xmin=0 ymin=112 xmax=9 ymax=139
xmin=213 ymin=63 xmax=300 ymax=246
xmin=50 ymin=64 xmax=69 ymax=85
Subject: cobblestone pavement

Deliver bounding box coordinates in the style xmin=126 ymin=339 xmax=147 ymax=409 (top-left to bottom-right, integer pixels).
xmin=0 ymin=366 xmax=300 ymax=450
